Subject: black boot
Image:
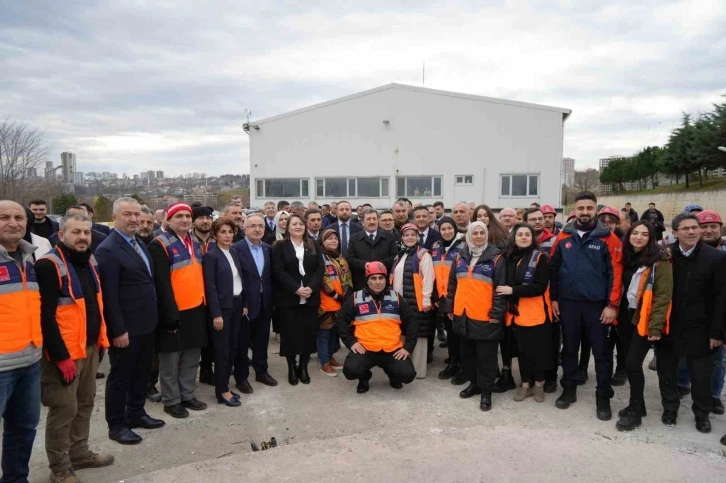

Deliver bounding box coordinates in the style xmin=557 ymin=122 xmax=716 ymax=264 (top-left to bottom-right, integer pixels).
xmin=543 ymin=380 xmax=558 ymax=394
xmin=286 ymin=356 xmax=298 ymax=386
xmin=616 ymin=406 xmax=643 ymax=431
xmin=492 ymin=368 xmax=516 ymax=393
xmin=451 ymin=368 xmax=468 ymax=385
xmin=480 ymin=393 xmax=492 ymax=411
xmin=611 ymin=368 xmax=627 ymax=387
xmin=459 ymin=383 xmax=481 ymax=399
xmin=297 ymin=354 xmax=311 ymax=384
xmin=555 ymin=382 xmax=577 ymax=409
xmin=575 ymin=367 xmax=589 ymax=385
xmin=438 ymin=358 xmax=460 ymax=380
xmin=199 ymin=367 xmax=215 ymax=386
xmin=618 ymin=400 xmax=647 ymax=418
xmin=712 ymin=398 xmax=725 ymax=415
xmin=596 ymin=389 xmax=612 ymax=421
xmin=357 ymin=371 xmax=372 ymax=394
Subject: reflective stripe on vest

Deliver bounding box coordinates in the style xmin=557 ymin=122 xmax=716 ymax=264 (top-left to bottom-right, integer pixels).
xmin=0 ymin=258 xmax=42 ymax=354
xmin=636 ymin=262 xmax=671 ymax=337
xmin=320 ymin=254 xmax=344 ymax=312
xmin=352 ymin=289 xmax=403 ymax=352
xmin=506 ymin=251 xmax=550 ymax=327
xmin=452 ymin=254 xmax=495 ymax=321
xmin=40 ymin=248 xmax=110 ymax=360
xmin=155 ymin=233 xmax=205 ymax=311
xmin=432 ymin=243 xmax=460 ymax=299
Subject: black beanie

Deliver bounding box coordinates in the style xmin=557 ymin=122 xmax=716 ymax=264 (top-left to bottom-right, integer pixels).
xmin=437 ymin=215 xmax=456 ymax=232
xmin=192 ymin=206 xmax=213 ymax=221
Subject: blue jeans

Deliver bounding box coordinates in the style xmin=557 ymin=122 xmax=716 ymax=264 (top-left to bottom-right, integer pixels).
xmin=316 ymin=328 xmax=336 ymax=365
xmin=0 ymin=361 xmax=41 ymax=483
xmin=678 ymin=346 xmax=726 ymax=398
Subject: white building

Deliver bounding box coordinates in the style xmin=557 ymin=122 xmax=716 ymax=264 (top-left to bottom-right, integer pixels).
xmin=562 ymin=157 xmax=575 ymax=188
xmin=61 ymin=152 xmax=76 ymax=184
xmin=247 ymin=84 xmax=571 ymax=209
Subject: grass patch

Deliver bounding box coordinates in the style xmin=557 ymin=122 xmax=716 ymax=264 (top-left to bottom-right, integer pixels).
xmin=614 ymin=177 xmax=726 ymax=195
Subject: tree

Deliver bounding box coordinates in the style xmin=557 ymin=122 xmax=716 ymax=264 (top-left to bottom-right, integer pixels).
xmin=94 ymin=194 xmax=112 ymax=222
xmin=0 ymin=118 xmax=49 ymax=201
xmin=51 ymin=193 xmax=78 ymax=215
xmin=574 ymin=168 xmax=600 ymax=192
xmin=131 ymin=193 xmax=144 ymax=204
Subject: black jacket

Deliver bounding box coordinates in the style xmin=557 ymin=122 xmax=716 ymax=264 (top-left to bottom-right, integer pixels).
xmin=271 ymin=239 xmax=324 ymax=309
xmin=621 ymin=208 xmax=638 ymax=223
xmin=668 ymin=242 xmax=726 ymax=356
xmin=29 ymin=216 xmax=59 ymax=238
xmin=203 ymin=245 xmax=247 ymax=320
xmin=641 ymin=209 xmax=665 ymax=239
xmin=346 ymin=230 xmax=398 ymax=290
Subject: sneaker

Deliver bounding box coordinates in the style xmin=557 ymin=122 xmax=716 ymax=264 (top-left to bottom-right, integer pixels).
xmin=329 ymin=357 xmax=343 ymax=370
xmin=50 ymin=469 xmax=79 ymax=483
xmin=513 ymin=386 xmax=532 ymax=402
xmin=71 ymin=451 xmax=115 ymax=469
xmin=320 ymin=363 xmax=337 ymax=377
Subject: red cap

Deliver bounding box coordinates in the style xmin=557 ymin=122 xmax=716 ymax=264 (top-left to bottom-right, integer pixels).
xmin=541 ymin=204 xmax=556 ymax=215
xmin=400 ymin=223 xmax=418 ymax=236
xmin=598 ymin=206 xmax=620 ymax=218
xmin=166 ymin=202 xmax=192 ymax=220
xmin=697 ymin=210 xmax=723 ymax=225
xmin=365 ymin=261 xmax=387 ymax=278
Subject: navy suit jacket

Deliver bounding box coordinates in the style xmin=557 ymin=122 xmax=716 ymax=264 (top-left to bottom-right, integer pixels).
xmin=420 ymin=228 xmax=442 ymax=251
xmin=232 ymin=238 xmax=273 ymax=321
xmin=92 ymin=222 xmax=111 ymax=236
xmin=327 ymin=220 xmax=363 ymax=254
xmin=95 ymin=229 xmax=158 ymax=338
xmin=203 ymin=245 xmax=246 ymax=320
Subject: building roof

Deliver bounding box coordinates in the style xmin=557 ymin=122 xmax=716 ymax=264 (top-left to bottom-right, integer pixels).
xmin=253 ymin=83 xmax=572 ymax=126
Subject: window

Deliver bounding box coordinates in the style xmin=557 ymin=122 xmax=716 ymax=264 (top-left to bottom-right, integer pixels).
xmin=315 ymin=177 xmax=389 ymax=197
xmin=396 ymin=176 xmax=442 ymax=197
xmin=455 ymin=175 xmax=473 ymax=184
xmin=500 ymin=174 xmax=539 ymax=197
xmin=256 ymin=178 xmax=309 ymax=198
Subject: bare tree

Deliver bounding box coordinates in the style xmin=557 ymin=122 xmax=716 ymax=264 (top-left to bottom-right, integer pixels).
xmin=573 ymin=168 xmax=600 ymax=192
xmin=0 ymin=119 xmax=50 ymax=201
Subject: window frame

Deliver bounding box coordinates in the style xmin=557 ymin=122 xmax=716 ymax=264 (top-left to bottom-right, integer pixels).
xmin=314 ymin=177 xmax=389 ymax=198
xmin=455 ymin=175 xmax=474 ymax=185
xmin=500 ymin=173 xmax=539 ymax=198
xmin=255 ymin=178 xmax=310 ymax=199
xmin=395 ymin=176 xmax=443 ymax=198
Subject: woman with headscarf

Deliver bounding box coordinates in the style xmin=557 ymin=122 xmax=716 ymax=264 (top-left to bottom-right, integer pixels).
xmin=497 ymin=223 xmax=552 ymax=403
xmin=471 ymin=205 xmax=509 ymax=248
xmin=446 ymin=221 xmax=507 ymax=411
xmin=390 ymin=223 xmax=435 ymax=379
xmin=317 ymin=228 xmax=353 ymax=376
xmin=430 ymin=216 xmax=466 ymax=382
xmin=273 ymin=211 xmax=289 ymax=242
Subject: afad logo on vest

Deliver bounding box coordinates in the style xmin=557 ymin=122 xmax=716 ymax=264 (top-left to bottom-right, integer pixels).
xmin=0 ymin=266 xmax=10 ymax=282
xmin=359 ymin=304 xmax=370 ymax=314
xmin=565 ymin=242 xmax=572 ymax=249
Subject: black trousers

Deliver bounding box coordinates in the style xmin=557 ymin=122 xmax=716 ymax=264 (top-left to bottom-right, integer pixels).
xmin=655 ymin=337 xmax=713 ymax=418
xmin=626 ymin=330 xmax=655 ymax=404
xmin=213 ymin=299 xmax=243 ymax=395
xmin=199 ymin=324 xmax=216 ymax=372
xmin=545 ymin=323 xmax=561 ymax=383
xmin=579 ymin=335 xmax=591 ymax=370
xmin=444 ymin=316 xmax=461 ymax=359
xmin=499 ymin=327 xmax=513 ymax=368
xmin=343 ymin=350 xmax=416 ymax=384
xmin=105 ymin=332 xmax=154 ymax=430
xmin=460 ymin=338 xmax=499 ymax=394
xmin=234 ymin=310 xmax=271 ymax=383
xmin=612 ymin=315 xmax=635 ymax=372
xmin=148 ymin=352 xmax=159 ymax=388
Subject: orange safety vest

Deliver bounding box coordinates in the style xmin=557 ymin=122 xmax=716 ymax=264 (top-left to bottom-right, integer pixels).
xmin=431 ymin=240 xmax=462 ymax=299
xmin=391 ymin=247 xmax=429 ymax=311
xmin=635 ymin=261 xmax=671 ymax=337
xmin=0 ymin=255 xmax=42 ymax=354
xmin=320 ymin=254 xmax=344 ymax=312
xmin=352 ymin=289 xmax=403 ymax=353
xmin=155 ymin=232 xmax=205 ymax=311
xmin=41 ymin=248 xmax=110 ymax=360
xmin=453 ymin=253 xmax=497 ymax=322
xmin=505 ymin=251 xmax=551 ymax=327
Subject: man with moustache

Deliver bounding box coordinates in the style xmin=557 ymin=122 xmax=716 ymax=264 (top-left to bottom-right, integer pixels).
xmin=451 ymin=202 xmax=470 ymax=232
xmin=49 ymin=206 xmax=107 ymax=253
xmin=36 ymin=212 xmax=114 ymax=482
xmin=392 ymin=201 xmax=410 ymax=233
xmin=222 ymin=203 xmax=246 ymax=243
xmin=347 ymin=209 xmax=398 ymax=290
xmin=541 ymin=204 xmax=561 ymax=236
xmin=136 ymin=207 xmax=156 ymax=245
xmin=499 ymin=207 xmax=517 ymax=233
xmin=525 ymin=208 xmax=555 ymax=253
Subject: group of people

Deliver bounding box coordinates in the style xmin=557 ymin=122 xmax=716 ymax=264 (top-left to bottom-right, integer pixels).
xmin=1 ymin=192 xmax=725 ymax=483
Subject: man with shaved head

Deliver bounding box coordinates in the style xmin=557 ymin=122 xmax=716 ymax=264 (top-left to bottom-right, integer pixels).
xmin=499 ymin=207 xmax=517 ymax=232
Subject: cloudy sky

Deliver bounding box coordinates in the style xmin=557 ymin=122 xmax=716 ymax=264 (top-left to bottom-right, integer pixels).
xmin=2 ymin=0 xmax=724 ymax=177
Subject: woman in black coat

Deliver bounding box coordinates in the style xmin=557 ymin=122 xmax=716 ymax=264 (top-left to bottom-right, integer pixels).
xmin=271 ymin=214 xmax=324 ymax=386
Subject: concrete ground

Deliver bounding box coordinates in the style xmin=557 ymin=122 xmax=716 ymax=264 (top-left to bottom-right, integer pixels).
xmin=26 ymin=338 xmax=726 ymax=483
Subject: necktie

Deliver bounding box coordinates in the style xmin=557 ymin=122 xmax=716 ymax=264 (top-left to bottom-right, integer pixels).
xmin=369 ymin=233 xmax=375 ymax=242
xmin=132 ymin=239 xmax=150 ymax=275
xmin=419 ymin=233 xmax=424 ymax=245
xmin=341 ymin=223 xmax=348 ymax=257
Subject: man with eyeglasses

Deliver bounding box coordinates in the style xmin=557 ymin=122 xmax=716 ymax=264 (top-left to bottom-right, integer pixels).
xmin=656 ymin=212 xmax=726 ymax=434
xmin=499 ymin=207 xmax=517 ymax=232
xmin=525 ymin=208 xmax=555 ymax=254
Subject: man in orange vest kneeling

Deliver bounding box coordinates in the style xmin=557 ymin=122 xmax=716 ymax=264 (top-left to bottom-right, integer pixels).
xmin=35 ymin=212 xmax=113 ymax=483
xmin=336 ymin=261 xmax=418 ymax=394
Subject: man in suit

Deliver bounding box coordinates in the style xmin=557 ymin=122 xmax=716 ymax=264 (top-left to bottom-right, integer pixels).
xmin=263 ymin=201 xmax=277 ymax=243
xmin=96 ymin=197 xmax=164 ymax=446
xmin=231 ymin=214 xmax=278 ymax=393
xmin=346 ymin=209 xmax=398 ymax=290
xmin=80 ymin=203 xmax=111 ymax=235
xmin=413 ymin=205 xmax=441 ymax=251
xmin=324 ymin=202 xmax=338 ymax=225
xmin=305 ymin=208 xmax=324 ymax=240
xmin=151 ymin=209 xmax=167 ymax=237
xmin=327 ymin=200 xmax=362 ymax=257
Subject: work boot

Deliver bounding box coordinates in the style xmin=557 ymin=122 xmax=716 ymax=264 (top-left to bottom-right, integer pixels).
xmin=357 ymin=371 xmax=372 ymax=394
xmin=543 ymin=380 xmax=558 ymax=394
xmin=695 ymin=416 xmax=711 ymax=433
xmin=513 ymin=386 xmax=532 ymax=402
xmin=555 ymin=382 xmax=577 ymax=409
xmin=712 ymin=398 xmax=724 ymax=415
xmin=450 ymin=369 xmax=468 ymax=386
xmin=492 ymin=368 xmax=516 ymax=393
xmin=618 ymin=400 xmax=647 ymax=418
xmin=648 ymin=354 xmax=657 ymax=371
xmin=611 ymin=369 xmax=627 ymax=387
xmin=596 ymin=390 xmax=612 ymax=421
xmin=661 ymin=410 xmax=678 ymax=426
xmin=615 ymin=406 xmax=642 ymax=431
xmin=389 ymin=379 xmax=403 ymax=389
xmin=459 ymin=383 xmax=481 ymax=399
xmin=575 ymin=368 xmax=588 ymax=385
xmin=199 ymin=367 xmax=214 ymax=386
xmin=50 ymin=469 xmax=79 ymax=483
xmin=71 ymin=451 xmax=115 ymax=469
xmin=480 ymin=393 xmax=492 ymax=412
xmin=438 ymin=358 xmax=460 ymax=380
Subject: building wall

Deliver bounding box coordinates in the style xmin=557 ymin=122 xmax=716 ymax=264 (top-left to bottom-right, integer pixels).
xmin=598 ymin=190 xmax=726 ymax=227
xmin=249 ymin=87 xmax=566 ymax=209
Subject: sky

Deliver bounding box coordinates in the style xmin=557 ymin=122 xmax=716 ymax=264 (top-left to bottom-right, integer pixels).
xmin=1 ymin=0 xmax=725 ymax=177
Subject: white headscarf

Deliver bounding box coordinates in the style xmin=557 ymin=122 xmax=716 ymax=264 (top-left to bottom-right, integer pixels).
xmin=273 ymin=211 xmax=288 ymax=241
xmin=466 ymin=221 xmax=489 ymax=259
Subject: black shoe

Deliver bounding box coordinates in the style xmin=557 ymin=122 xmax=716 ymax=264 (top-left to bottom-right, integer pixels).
xmin=437 ymin=329 xmax=447 ymax=342
xmin=611 ymin=369 xmax=627 ymax=387
xmin=695 ymin=416 xmax=711 ymax=433
xmin=618 ymin=401 xmax=647 ymax=418
xmin=438 ymin=359 xmax=460 ymax=380
xmin=235 ymin=380 xmax=254 ymax=394
xmin=555 ymin=383 xmax=577 ymax=409
xmin=459 ymin=383 xmax=481 ymax=399
xmin=164 ymin=404 xmax=189 ymax=419
xmin=711 ymin=398 xmax=724 ymax=415
xmin=492 ymin=368 xmax=516 ymax=393
xmin=439 ymin=341 xmax=448 ymax=348
xmin=255 ymin=373 xmax=278 ymax=387
xmin=297 ymin=364 xmax=311 ymax=385
xmin=128 ymin=415 xmax=165 ymax=430
xmin=451 ymin=371 xmax=468 ymax=386
xmin=199 ymin=368 xmax=215 ymax=386
xmin=390 ymin=380 xmax=403 ymax=389
xmin=596 ymin=390 xmax=612 ymax=421
xmin=109 ymin=427 xmax=142 ymax=445
xmin=720 ymin=434 xmax=726 ymax=446
xmin=96 ymin=372 xmax=105 ymax=380
xmin=480 ymin=393 xmax=492 ymax=412
xmin=543 ymin=380 xmax=558 ymax=394
xmin=217 ymin=394 xmax=242 ymax=407
xmin=357 ymin=378 xmax=370 ymax=394
xmin=288 ymin=363 xmax=299 ymax=386
xmin=616 ymin=406 xmax=642 ymax=431
xmin=575 ymin=368 xmax=588 ymax=386
xmin=677 ymin=385 xmax=690 ymax=398
xmin=181 ymin=398 xmax=208 ymax=411
xmin=661 ymin=410 xmax=677 ymax=426
xmin=146 ymin=386 xmax=162 ymax=403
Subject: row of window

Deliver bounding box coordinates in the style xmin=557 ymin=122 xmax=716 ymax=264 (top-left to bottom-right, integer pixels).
xmin=255 ymin=174 xmax=539 ymax=198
